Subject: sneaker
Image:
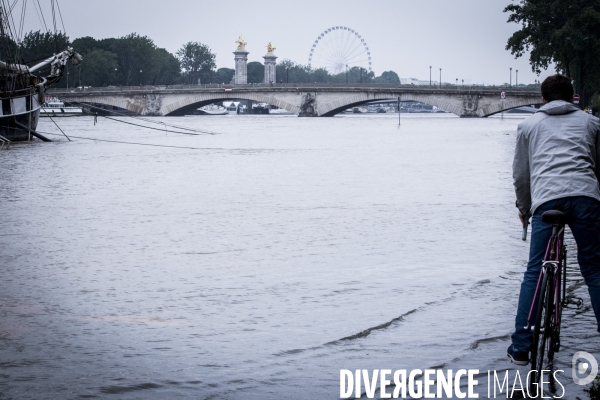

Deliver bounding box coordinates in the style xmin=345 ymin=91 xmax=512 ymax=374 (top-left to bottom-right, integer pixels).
xmin=507 ymin=344 xmax=530 ymax=366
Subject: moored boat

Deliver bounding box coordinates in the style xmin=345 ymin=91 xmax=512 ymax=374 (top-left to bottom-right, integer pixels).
xmin=0 ymin=5 xmax=81 ymax=142
xmin=195 ymin=104 xmax=228 ymax=115
xmin=41 ymin=97 xmax=83 ymax=117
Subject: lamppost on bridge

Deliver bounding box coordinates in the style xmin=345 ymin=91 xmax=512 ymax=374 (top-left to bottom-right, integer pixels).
xmin=456 ymin=78 xmax=458 ymax=87
xmin=346 ymin=64 xmax=348 ymax=84
xmin=139 ymin=69 xmax=142 ymax=86
xmin=462 ymin=79 xmax=464 ymax=88
xmin=510 ymin=67 xmax=512 ymax=87
xmin=439 ymin=68 xmax=442 ymax=88
xmin=286 ymin=67 xmax=289 ymax=83
xmin=429 ymin=66 xmax=432 ymax=87
xmin=516 ymin=70 xmax=518 ymax=87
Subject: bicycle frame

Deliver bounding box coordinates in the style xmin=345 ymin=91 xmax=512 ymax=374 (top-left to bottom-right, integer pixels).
xmin=525 ymin=223 xmax=566 ymax=334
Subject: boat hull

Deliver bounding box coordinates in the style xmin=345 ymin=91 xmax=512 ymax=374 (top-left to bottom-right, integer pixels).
xmin=0 ymin=109 xmax=41 ymax=141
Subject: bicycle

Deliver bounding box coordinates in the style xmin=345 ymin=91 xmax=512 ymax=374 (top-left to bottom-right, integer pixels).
xmin=524 ymin=210 xmax=583 ymax=394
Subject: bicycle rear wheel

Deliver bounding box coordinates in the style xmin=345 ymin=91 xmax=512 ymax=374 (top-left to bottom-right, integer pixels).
xmin=530 ymin=268 xmax=555 ymax=392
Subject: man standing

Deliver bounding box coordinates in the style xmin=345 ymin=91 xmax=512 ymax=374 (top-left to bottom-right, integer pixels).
xmin=509 ymin=74 xmax=600 ymax=364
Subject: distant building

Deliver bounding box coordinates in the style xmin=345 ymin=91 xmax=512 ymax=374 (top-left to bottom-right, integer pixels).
xmin=400 ymin=78 xmax=429 ymax=85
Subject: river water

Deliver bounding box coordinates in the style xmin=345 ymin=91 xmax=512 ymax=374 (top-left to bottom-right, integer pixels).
xmin=0 ymin=113 xmax=598 ymax=399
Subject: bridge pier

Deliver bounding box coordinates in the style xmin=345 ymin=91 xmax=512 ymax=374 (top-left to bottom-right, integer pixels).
xmin=460 ymin=94 xmax=479 ymax=117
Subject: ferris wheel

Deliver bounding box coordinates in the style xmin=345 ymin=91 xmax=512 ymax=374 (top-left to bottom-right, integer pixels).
xmin=308 ymin=26 xmax=372 ymax=75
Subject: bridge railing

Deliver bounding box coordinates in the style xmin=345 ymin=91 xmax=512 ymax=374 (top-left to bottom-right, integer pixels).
xmin=48 ymin=83 xmax=542 ymax=95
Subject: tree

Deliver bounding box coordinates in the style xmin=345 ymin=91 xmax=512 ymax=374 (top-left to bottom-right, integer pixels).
xmin=275 ymin=60 xmax=312 ymax=83
xmin=72 ymin=34 xmax=180 ymax=86
xmin=111 ymin=33 xmax=157 ymax=86
xmin=374 ymin=71 xmax=400 ymax=84
xmin=0 ymin=34 xmax=18 ymax=62
xmin=177 ymin=41 xmax=215 ymax=84
xmin=77 ymin=49 xmax=118 ymax=87
xmin=214 ymin=68 xmax=234 ymax=84
xmin=150 ymin=48 xmax=180 ymax=85
xmin=591 ymin=93 xmax=600 ymax=114
xmin=346 ymin=66 xmax=374 ymax=83
xmin=20 ymin=30 xmax=69 ymax=64
xmin=247 ymin=61 xmax=264 ymax=83
xmin=504 ymin=1 xmax=600 ymax=107
xmin=71 ymin=36 xmax=100 ymax=56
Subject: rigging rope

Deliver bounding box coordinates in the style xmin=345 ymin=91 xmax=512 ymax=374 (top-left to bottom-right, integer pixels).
xmin=35 ymin=0 xmax=47 ymax=31
xmin=32 ymin=0 xmax=44 ymax=31
xmin=55 ymin=0 xmax=65 ymax=34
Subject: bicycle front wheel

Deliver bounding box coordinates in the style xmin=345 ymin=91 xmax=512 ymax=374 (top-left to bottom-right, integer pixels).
xmin=530 ymin=268 xmax=555 ymax=391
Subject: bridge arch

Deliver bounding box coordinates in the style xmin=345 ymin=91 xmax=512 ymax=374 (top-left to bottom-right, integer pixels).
xmin=59 ymin=92 xmax=301 ymax=116
xmin=318 ymin=92 xmax=463 ymax=117
xmin=160 ymin=93 xmax=299 ymax=116
xmin=318 ymin=92 xmax=542 ymax=117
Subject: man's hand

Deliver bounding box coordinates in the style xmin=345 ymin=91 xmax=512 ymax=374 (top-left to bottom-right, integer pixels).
xmin=519 ymin=211 xmax=528 ymax=227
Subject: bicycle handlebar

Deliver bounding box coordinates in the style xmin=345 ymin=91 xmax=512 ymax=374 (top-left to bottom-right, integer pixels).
xmin=522 ymin=222 xmax=529 ymax=241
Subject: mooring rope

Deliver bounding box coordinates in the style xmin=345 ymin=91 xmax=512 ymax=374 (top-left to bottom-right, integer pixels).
xmin=67 ymin=101 xmax=222 ymax=135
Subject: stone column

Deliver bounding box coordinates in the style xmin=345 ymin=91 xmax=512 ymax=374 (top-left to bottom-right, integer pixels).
xmin=263 ymin=55 xmax=277 ymax=84
xmin=233 ymin=50 xmax=249 ymax=84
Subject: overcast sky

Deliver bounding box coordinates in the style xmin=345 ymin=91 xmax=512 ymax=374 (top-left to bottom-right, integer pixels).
xmin=23 ymin=0 xmax=555 ymax=85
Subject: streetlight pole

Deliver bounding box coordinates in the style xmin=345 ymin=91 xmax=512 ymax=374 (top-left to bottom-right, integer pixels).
xmin=286 ymin=67 xmax=289 ymax=83
xmin=429 ymin=66 xmax=432 ymax=87
xmin=516 ymin=70 xmax=518 ymax=87
xmin=140 ymin=69 xmax=142 ymax=86
xmin=510 ymin=67 xmax=512 ymax=87
xmin=346 ymin=64 xmax=348 ymax=84
xmin=455 ymin=78 xmax=458 ymax=88
xmin=439 ymin=68 xmax=442 ymax=88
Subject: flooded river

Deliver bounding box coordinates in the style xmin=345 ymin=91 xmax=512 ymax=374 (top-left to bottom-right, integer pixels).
xmin=0 ymin=114 xmax=597 ymax=399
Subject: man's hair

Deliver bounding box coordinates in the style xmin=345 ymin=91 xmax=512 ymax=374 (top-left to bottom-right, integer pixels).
xmin=541 ymin=74 xmax=574 ymax=102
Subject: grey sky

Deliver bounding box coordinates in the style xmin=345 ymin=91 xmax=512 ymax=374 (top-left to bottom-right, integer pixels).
xmin=25 ymin=0 xmax=555 ymax=85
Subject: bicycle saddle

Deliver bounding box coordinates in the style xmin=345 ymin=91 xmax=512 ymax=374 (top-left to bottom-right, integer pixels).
xmin=541 ymin=210 xmax=567 ymax=225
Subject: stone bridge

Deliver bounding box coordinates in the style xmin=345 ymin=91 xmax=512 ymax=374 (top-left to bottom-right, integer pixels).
xmin=47 ymin=84 xmax=542 ymax=118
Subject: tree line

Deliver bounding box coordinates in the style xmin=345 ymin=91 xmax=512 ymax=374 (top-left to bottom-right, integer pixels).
xmin=15 ymin=30 xmax=402 ymax=88
xmin=504 ymin=0 xmax=600 ymax=111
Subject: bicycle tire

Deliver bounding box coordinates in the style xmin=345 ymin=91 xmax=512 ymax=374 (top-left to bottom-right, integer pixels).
xmin=530 ymin=268 xmax=555 ymax=391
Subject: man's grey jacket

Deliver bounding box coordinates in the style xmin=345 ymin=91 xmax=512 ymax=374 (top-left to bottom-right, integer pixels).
xmin=513 ymin=100 xmax=600 ymax=216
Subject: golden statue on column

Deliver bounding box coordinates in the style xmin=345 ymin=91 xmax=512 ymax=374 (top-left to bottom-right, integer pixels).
xmin=235 ymin=36 xmax=247 ymax=51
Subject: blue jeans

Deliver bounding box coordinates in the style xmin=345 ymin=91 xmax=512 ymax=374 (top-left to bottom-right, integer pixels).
xmin=512 ymin=196 xmax=600 ymax=352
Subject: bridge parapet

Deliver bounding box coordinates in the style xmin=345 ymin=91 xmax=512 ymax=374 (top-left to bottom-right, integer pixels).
xmin=49 ymin=83 xmax=541 ymax=95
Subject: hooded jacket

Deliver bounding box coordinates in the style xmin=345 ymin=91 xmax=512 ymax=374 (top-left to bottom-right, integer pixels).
xmin=513 ymin=100 xmax=600 ymax=215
